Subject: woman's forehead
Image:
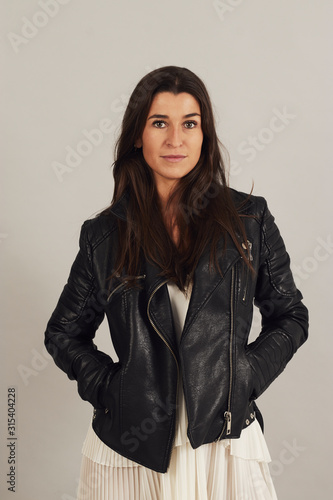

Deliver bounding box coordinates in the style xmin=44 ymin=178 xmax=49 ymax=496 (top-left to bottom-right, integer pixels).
xmin=148 ymin=92 xmax=201 ymax=116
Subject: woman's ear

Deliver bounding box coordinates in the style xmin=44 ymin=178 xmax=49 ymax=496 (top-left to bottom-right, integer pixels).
xmin=134 ymin=138 xmax=142 ymax=148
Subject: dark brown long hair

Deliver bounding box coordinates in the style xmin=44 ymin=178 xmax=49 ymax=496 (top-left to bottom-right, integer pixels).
xmin=103 ymin=66 xmax=253 ymax=290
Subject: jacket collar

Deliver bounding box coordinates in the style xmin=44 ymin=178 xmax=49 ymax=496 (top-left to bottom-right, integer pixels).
xmin=109 ymin=190 xmax=130 ymax=222
xmin=110 ymin=187 xmax=255 ymax=222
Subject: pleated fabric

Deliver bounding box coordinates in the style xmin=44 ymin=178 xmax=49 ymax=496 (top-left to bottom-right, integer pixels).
xmin=77 ymin=422 xmax=277 ymax=500
xmin=76 ymin=283 xmax=278 ymax=499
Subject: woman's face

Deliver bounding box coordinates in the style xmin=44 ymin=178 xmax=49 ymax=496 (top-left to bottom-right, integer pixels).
xmin=136 ymin=92 xmax=204 ymax=197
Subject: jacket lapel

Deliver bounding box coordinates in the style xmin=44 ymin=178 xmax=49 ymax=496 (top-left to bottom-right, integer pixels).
xmin=111 ymin=193 xmax=179 ymax=356
xmin=110 ymin=191 xmax=242 ymax=353
xmin=182 ymin=239 xmax=241 ymax=337
xmin=143 ymin=259 xmax=179 ymax=359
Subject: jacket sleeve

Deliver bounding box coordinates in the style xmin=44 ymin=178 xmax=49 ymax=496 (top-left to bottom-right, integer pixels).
xmin=44 ymin=221 xmax=120 ymax=409
xmin=246 ymin=199 xmax=309 ymax=400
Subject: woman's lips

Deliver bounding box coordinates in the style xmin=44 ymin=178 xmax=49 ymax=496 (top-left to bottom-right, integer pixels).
xmin=161 ymin=155 xmax=187 ymax=163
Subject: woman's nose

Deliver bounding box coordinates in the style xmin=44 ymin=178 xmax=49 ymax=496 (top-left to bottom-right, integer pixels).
xmin=166 ymin=126 xmax=183 ymax=147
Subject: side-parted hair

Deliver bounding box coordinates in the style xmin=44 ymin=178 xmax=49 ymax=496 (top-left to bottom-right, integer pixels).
xmin=103 ymin=66 xmax=253 ymax=290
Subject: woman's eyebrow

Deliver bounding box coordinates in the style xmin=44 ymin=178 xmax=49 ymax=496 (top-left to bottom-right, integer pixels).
xmin=147 ymin=112 xmax=201 ymax=120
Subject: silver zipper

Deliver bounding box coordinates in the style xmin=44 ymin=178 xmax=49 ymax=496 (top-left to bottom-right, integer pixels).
xmin=241 ymin=240 xmax=252 ymax=302
xmin=107 ymin=274 xmax=146 ymax=302
xmin=216 ymin=265 xmax=235 ymax=440
xmin=147 ymin=280 xmax=180 ymax=463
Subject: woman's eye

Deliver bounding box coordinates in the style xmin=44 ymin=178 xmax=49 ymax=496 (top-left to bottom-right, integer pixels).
xmin=152 ymin=120 xmax=166 ymax=128
xmin=184 ymin=121 xmax=197 ymax=129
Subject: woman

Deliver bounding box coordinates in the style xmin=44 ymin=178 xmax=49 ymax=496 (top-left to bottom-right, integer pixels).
xmin=45 ymin=66 xmax=308 ymax=499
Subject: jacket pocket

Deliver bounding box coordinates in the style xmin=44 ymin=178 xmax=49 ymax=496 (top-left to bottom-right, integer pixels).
xmin=106 ymin=275 xmax=146 ymax=305
xmin=236 ymin=349 xmax=256 ymax=402
xmin=98 ymin=361 xmax=122 ymax=412
xmin=244 ymin=350 xmax=263 ymax=401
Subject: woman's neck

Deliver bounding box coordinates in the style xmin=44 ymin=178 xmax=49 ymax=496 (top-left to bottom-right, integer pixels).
xmin=157 ymin=189 xmax=180 ymax=247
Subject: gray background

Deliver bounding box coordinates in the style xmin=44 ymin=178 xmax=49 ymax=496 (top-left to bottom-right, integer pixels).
xmin=1 ymin=1 xmax=332 ymax=498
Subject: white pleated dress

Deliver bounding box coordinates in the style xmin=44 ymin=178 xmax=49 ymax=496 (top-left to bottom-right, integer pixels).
xmin=77 ymin=283 xmax=278 ymax=500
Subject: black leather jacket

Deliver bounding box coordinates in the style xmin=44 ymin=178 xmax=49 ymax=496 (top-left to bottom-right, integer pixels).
xmin=44 ymin=189 xmax=308 ymax=473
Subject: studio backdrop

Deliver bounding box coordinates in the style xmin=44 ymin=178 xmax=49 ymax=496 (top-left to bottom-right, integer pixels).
xmin=1 ymin=1 xmax=332 ymax=499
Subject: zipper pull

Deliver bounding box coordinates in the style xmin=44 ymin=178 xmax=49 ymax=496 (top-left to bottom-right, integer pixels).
xmin=242 ymin=240 xmax=253 ymax=261
xmin=224 ymin=411 xmax=232 ymax=435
